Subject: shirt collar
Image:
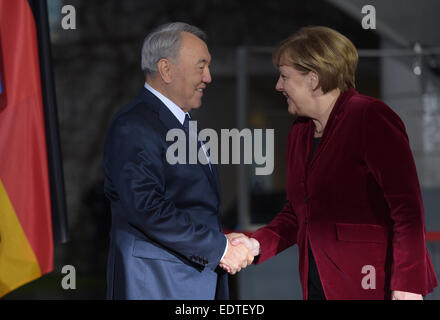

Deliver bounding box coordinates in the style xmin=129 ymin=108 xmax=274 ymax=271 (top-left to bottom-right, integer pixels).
xmin=144 ymin=82 xmax=189 ymax=125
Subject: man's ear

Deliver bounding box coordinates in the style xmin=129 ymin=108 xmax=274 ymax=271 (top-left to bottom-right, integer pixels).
xmin=157 ymin=58 xmax=173 ymax=84
xmin=309 ymin=71 xmax=320 ymax=91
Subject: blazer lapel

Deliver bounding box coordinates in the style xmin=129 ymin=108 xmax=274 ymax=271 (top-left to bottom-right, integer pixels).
xmin=307 ymin=88 xmax=357 ymax=171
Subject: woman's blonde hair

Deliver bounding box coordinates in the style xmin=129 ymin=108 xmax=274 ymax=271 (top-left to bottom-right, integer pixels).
xmin=273 ymin=26 xmax=358 ymax=93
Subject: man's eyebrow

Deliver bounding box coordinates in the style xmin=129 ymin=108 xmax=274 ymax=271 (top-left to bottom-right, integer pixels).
xmin=197 ymin=58 xmax=210 ymax=64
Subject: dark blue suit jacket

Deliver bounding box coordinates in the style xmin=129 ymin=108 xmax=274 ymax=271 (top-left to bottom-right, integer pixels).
xmin=103 ymin=87 xmax=228 ymax=299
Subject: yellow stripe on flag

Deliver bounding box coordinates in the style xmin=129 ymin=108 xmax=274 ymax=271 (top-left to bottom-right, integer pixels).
xmin=0 ymin=178 xmax=41 ymax=297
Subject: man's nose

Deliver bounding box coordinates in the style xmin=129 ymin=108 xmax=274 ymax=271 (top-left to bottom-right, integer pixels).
xmin=203 ymin=67 xmax=212 ymax=84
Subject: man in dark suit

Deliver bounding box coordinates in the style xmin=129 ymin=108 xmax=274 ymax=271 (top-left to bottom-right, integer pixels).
xmin=103 ymin=22 xmax=253 ymax=300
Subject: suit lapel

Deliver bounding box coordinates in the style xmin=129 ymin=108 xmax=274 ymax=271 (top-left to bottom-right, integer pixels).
xmin=211 ymin=163 xmax=221 ymax=200
xmin=139 ymin=88 xmax=184 ymax=131
xmin=199 ymin=156 xmax=218 ymax=191
xmin=139 ymin=87 xmax=220 ymax=199
xmin=195 ymin=124 xmax=221 ymax=201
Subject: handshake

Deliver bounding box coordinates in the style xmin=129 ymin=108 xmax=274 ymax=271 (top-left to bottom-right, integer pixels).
xmin=219 ymin=233 xmax=261 ymax=275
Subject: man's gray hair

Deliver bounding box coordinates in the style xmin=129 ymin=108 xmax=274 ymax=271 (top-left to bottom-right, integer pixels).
xmin=141 ymin=22 xmax=207 ymax=76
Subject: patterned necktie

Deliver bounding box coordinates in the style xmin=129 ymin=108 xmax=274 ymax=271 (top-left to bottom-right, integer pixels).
xmin=183 ymin=114 xmax=211 ymax=171
xmin=183 ymin=114 xmax=190 ymax=132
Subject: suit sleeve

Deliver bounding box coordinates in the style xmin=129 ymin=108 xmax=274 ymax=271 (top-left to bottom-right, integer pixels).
xmin=107 ymin=113 xmax=227 ymax=270
xmin=251 ymin=200 xmax=298 ymax=264
xmin=363 ymin=101 xmax=438 ymax=295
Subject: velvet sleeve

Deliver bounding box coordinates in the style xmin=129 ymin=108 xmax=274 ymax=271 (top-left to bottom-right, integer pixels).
xmin=363 ymin=101 xmax=438 ymax=294
xmin=251 ymin=200 xmax=298 ymax=264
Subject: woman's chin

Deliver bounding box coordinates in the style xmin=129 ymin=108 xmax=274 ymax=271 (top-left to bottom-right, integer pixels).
xmin=287 ymin=106 xmax=298 ymax=116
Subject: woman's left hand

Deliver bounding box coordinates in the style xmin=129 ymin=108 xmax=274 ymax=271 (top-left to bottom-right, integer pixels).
xmin=391 ymin=290 xmax=423 ymax=300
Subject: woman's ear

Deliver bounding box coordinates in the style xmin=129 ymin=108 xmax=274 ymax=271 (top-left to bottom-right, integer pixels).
xmin=309 ymin=71 xmax=319 ymax=91
xmin=157 ymin=58 xmax=172 ymax=84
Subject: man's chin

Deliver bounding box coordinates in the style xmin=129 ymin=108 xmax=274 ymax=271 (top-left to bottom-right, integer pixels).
xmin=190 ymin=102 xmax=202 ymax=111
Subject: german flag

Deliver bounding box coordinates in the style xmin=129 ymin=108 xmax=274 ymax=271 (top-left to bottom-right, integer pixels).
xmin=0 ymin=0 xmax=53 ymax=297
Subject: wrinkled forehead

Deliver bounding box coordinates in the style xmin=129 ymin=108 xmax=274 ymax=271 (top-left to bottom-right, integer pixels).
xmin=179 ymin=32 xmax=211 ymax=63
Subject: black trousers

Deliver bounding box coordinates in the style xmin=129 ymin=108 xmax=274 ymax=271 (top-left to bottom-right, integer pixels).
xmin=307 ymin=245 xmax=326 ymax=300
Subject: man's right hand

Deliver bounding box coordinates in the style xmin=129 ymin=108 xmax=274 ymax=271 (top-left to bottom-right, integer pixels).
xmin=219 ymin=239 xmax=253 ymax=275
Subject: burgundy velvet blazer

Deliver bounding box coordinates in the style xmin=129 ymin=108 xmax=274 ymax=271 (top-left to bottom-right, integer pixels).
xmin=252 ymin=88 xmax=438 ymax=300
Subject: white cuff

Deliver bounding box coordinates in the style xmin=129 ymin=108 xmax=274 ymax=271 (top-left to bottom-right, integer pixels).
xmin=220 ymin=235 xmax=228 ymax=261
